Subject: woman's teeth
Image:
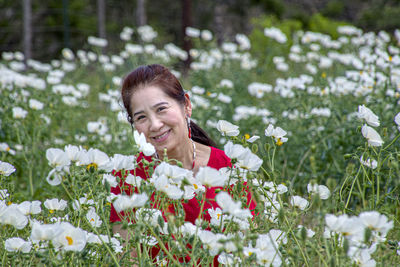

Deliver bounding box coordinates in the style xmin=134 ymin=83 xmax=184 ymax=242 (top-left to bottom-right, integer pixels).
xmin=154 ymin=131 xmax=169 ymax=140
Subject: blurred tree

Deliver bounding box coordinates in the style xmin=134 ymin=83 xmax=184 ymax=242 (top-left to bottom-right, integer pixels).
xmin=97 ymin=0 xmax=106 ymax=39
xmin=23 ymin=0 xmax=32 ymax=67
xmin=136 ymin=0 xmax=147 ymax=26
xmin=182 ymin=0 xmax=192 ymax=75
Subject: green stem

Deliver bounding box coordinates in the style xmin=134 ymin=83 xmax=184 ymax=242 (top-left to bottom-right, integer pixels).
xmin=88 ymin=221 xmax=120 ymax=267
xmin=144 ymin=221 xmax=181 ymax=265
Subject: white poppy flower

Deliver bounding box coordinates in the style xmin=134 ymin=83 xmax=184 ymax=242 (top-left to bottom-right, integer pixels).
xmin=216 ymin=120 xmax=240 ymax=136
xmin=113 ymin=192 xmax=149 ymax=212
xmin=0 ymin=161 xmax=16 ymax=176
xmin=196 ymin=166 xmax=228 ymax=187
xmin=265 ymin=124 xmax=288 ymax=145
xmin=134 ymin=130 xmax=156 ymax=156
xmin=79 ymin=148 xmax=110 ymax=170
xmin=246 ymin=135 xmax=260 ymax=143
xmin=125 ymin=174 xmax=143 ymax=188
xmin=359 ymin=211 xmax=393 ymax=236
xmin=102 ymin=174 xmax=118 ymax=188
xmin=5 ymin=237 xmax=31 ymax=253
xmin=394 ymin=112 xmax=400 ymax=131
xmin=224 ymin=141 xmax=247 ymax=159
xmin=290 ymin=196 xmax=309 ymax=210
xmin=52 ymin=222 xmax=87 ymax=251
xmin=86 ymin=207 xmax=102 ymax=227
xmin=307 ymin=184 xmax=331 ymax=199
xmin=46 ymin=148 xmax=71 ymax=169
xmin=357 ymin=105 xmax=380 ymax=127
xmin=30 ymin=221 xmax=63 ymax=243
xmin=103 ymin=154 xmax=136 ymax=172
xmin=360 ymin=156 xmax=378 ymax=169
xmin=12 ymin=107 xmax=28 ymax=119
xmin=236 ymin=148 xmax=263 ymax=171
xmin=28 ymin=99 xmax=44 ymax=110
xmin=153 ymin=174 xmax=184 ymax=199
xmin=0 ymin=205 xmax=28 ymax=229
xmin=361 ymin=124 xmax=384 ymax=146
xmin=17 ymin=200 xmax=42 ymax=215
xmin=135 ymin=208 xmax=163 ymax=227
xmin=44 ymin=198 xmax=68 ymax=212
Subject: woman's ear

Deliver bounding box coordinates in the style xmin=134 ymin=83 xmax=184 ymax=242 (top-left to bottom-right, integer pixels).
xmin=184 ymin=93 xmax=192 ymax=117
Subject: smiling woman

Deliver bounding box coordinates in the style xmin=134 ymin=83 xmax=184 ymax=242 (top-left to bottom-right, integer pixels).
xmin=111 ymin=64 xmax=256 ymax=264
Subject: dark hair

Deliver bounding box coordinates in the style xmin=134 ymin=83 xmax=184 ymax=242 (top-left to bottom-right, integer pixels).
xmin=121 ymin=64 xmax=217 ymax=148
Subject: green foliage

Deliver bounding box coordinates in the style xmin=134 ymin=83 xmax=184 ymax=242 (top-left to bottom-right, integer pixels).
xmin=308 ymin=13 xmax=347 ymax=39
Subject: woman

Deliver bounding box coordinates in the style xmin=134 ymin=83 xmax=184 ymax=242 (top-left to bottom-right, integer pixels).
xmin=110 ymin=64 xmax=255 ymax=264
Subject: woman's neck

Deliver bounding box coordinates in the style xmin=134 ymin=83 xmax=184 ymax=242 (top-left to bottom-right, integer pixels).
xmin=157 ymin=138 xmax=194 ymax=169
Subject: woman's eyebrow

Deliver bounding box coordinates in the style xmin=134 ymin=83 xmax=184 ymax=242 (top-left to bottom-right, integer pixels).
xmin=133 ymin=101 xmax=169 ymax=117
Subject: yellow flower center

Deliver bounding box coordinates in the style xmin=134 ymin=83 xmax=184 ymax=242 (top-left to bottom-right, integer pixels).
xmin=193 ymin=184 xmax=198 ymax=190
xmin=206 ymin=91 xmax=211 ymax=96
xmin=90 ymin=218 xmax=95 ymax=222
xmin=65 ymin=236 xmax=73 ymax=245
xmin=7 ymin=201 xmax=12 ymax=205
xmin=217 ymin=213 xmax=221 ymax=220
xmin=321 ymin=72 xmax=326 ymax=78
xmin=49 ymin=210 xmax=54 ymax=214
xmin=6 ymin=147 xmax=10 ymax=152
xmin=86 ymin=163 xmax=98 ymax=170
xmin=248 ymin=252 xmax=253 ymax=256
xmin=276 ymin=138 xmax=283 ymax=146
xmin=244 ymin=134 xmax=250 ymax=140
xmin=389 ymin=56 xmax=393 ymax=62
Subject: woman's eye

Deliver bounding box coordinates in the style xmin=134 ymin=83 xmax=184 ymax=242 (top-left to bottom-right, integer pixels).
xmin=157 ymin=106 xmax=167 ymax=112
xmin=135 ymin=116 xmax=145 ymax=122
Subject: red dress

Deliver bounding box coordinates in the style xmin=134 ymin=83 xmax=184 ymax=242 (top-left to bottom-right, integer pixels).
xmin=109 ymin=146 xmax=256 ymax=264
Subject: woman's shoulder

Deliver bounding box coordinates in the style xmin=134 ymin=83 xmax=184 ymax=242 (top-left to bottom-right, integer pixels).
xmin=207 ymin=146 xmax=232 ymax=169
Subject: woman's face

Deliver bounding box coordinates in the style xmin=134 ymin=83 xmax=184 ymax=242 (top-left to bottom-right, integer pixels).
xmin=130 ymin=85 xmax=191 ymax=153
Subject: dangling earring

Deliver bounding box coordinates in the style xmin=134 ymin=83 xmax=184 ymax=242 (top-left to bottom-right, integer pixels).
xmin=187 ymin=116 xmax=192 ymax=139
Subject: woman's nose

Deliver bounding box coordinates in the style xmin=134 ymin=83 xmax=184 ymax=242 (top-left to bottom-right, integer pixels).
xmin=149 ymin=116 xmax=163 ymax=131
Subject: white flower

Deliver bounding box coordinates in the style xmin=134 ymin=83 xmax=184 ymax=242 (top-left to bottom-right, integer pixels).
xmin=361 ymin=124 xmax=384 ymax=146
xmin=307 ymin=184 xmax=331 ymax=199
xmin=44 ymin=198 xmax=68 ymax=212
xmin=357 ymin=105 xmax=380 ymax=127
xmin=248 ymin=82 xmax=273 ymax=98
xmin=236 ymin=33 xmax=251 ymax=50
xmin=64 ymin=144 xmax=85 ymax=163
xmin=246 ymin=135 xmax=260 ymax=143
xmin=0 ymin=143 xmax=16 ymax=155
xmin=359 ymin=211 xmax=393 ymax=236
xmin=5 ymin=238 xmax=31 ymax=253
xmin=30 ymin=221 xmax=63 ymax=243
xmin=201 ymin=30 xmax=213 ymax=41
xmin=86 ymin=207 xmax=102 ymax=227
xmin=46 ymin=148 xmax=71 ymax=169
xmin=17 ymin=200 xmax=42 ymax=215
xmin=236 ymin=148 xmax=263 ymax=172
xmin=265 ymin=124 xmax=288 ymax=145
xmin=360 ymin=156 xmax=378 ymax=169
xmin=216 ymin=191 xmax=252 ymax=220
xmin=79 ymin=148 xmax=110 ymax=170
xmin=185 ymin=26 xmax=200 ymax=38
xmin=12 ymin=107 xmax=28 ymax=119
xmin=137 ymin=25 xmax=158 ymax=42
xmin=103 ymin=154 xmax=136 ymax=172
xmin=125 ymin=174 xmax=143 ymax=188
xmin=264 ymin=27 xmax=287 ymax=43
xmin=134 ymin=130 xmax=156 ymax=156
xmin=135 ymin=208 xmax=163 ymax=227
xmin=52 ymin=222 xmax=87 ymax=251
xmin=87 ymin=36 xmax=108 ymax=47
xmin=0 ymin=161 xmax=16 ymax=176
xmin=394 ymin=112 xmax=400 ymax=131
xmin=29 ymin=99 xmax=44 ymax=110
xmin=153 ymin=174 xmax=184 ymax=199
xmin=0 ymin=205 xmax=28 ymax=229
xmin=290 ymin=196 xmax=309 ymax=210
xmin=216 ymin=120 xmax=240 ymax=136
xmin=102 ymin=174 xmax=118 ymax=188
xmin=196 ymin=166 xmax=228 ymax=187
xmin=113 ymin=193 xmax=149 ymax=213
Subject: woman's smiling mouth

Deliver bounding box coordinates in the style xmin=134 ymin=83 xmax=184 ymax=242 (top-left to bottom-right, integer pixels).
xmin=152 ymin=129 xmax=171 ymax=143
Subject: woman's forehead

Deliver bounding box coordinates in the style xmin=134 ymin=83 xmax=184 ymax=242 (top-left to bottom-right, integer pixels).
xmin=130 ymin=85 xmax=176 ymax=109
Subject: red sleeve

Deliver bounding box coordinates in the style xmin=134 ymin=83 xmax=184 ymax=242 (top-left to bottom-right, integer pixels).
xmin=207 ymin=146 xmax=232 ymax=169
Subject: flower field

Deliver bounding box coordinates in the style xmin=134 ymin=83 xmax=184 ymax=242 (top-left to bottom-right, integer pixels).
xmin=1 ymin=24 xmax=400 ymax=266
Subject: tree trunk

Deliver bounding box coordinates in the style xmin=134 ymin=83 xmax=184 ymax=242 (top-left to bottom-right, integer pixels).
xmin=136 ymin=0 xmax=147 ymax=26
xmin=97 ymin=0 xmax=106 ymax=39
xmin=214 ymin=0 xmax=225 ymax=46
xmin=182 ymin=0 xmax=192 ymax=76
xmin=23 ymin=0 xmax=32 ymax=68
